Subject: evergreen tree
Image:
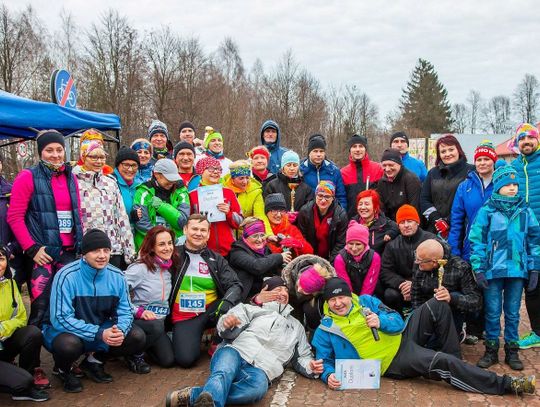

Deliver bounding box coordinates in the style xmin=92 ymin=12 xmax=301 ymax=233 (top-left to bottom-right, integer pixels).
xmin=399 ymin=58 xmax=453 ymax=137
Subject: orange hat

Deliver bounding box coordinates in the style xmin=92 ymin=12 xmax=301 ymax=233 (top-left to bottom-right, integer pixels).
xmin=396 ymin=204 xmax=420 ymax=224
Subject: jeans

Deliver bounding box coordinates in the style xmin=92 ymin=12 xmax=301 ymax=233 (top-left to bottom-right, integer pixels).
xmin=191 ymin=346 xmax=268 ymax=407
xmin=483 ymin=277 xmax=525 ymax=343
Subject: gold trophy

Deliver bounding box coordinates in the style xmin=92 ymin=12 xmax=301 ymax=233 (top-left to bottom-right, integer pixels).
xmin=288 ymin=183 xmax=299 ymax=212
xmin=437 ymin=259 xmax=447 ymax=288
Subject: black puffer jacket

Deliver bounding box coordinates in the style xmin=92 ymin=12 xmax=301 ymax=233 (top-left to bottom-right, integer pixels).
xmin=263 ymin=173 xmax=313 ymax=212
xmin=379 ymin=228 xmax=437 ymax=289
xmin=377 ymin=167 xmax=422 ymax=222
xmin=350 ymin=214 xmax=399 ymax=254
xmin=228 ymin=240 xmax=284 ymax=301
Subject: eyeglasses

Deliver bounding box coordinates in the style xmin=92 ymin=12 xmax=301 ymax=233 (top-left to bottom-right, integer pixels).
xmin=120 ymin=163 xmax=138 ymax=170
xmin=86 ymin=155 xmax=107 ymax=162
xmin=413 ymin=250 xmax=436 ymax=265
xmin=269 ymin=209 xmax=286 ymax=214
xmin=247 ymin=233 xmax=266 ymax=241
xmin=206 ymin=167 xmax=222 ymax=174
xmin=316 ymin=194 xmax=334 ymax=201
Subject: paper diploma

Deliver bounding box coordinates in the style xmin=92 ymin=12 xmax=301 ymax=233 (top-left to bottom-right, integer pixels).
xmin=198 ymin=184 xmax=226 ymax=222
xmin=336 ymin=359 xmax=381 ymax=390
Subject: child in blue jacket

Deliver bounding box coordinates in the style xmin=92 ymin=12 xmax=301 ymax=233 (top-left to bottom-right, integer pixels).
xmin=469 ymin=161 xmax=540 ymax=371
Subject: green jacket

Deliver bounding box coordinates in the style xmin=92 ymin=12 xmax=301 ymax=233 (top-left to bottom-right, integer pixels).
xmin=133 ymin=181 xmax=190 ymax=249
xmin=0 ymin=278 xmax=26 ymax=340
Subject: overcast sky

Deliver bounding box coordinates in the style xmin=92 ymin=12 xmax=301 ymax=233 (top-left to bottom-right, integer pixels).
xmin=5 ymin=0 xmax=540 ymax=119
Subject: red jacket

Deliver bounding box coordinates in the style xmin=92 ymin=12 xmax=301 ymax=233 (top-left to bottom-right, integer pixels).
xmin=267 ymin=217 xmax=314 ymax=257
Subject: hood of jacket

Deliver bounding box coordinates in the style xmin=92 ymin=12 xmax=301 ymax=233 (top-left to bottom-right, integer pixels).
xmin=260 ymin=120 xmax=282 ymax=151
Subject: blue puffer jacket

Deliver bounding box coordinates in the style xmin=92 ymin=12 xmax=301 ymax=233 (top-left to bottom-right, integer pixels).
xmin=27 ymin=163 xmax=83 ymax=257
xmin=42 ymin=258 xmax=134 ymax=350
xmin=448 ymin=171 xmax=493 ymax=261
xmin=113 ymin=168 xmax=140 ymax=216
xmin=401 ymin=152 xmax=427 ymax=182
xmin=299 ymin=158 xmax=348 ymax=211
xmin=260 ymin=120 xmax=288 ymax=174
xmin=512 ymin=149 xmax=540 ymax=221
xmin=469 ymin=195 xmax=540 ymax=280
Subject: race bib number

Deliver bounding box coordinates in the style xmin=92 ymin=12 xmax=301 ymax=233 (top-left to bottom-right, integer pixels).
xmin=145 ymin=301 xmax=169 ymax=316
xmin=57 ymin=211 xmax=73 ymax=233
xmin=179 ymin=293 xmax=206 ymax=313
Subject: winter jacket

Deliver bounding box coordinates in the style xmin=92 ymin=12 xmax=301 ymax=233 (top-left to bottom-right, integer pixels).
xmin=267 ymin=217 xmax=314 ymax=257
xmin=420 ymin=158 xmax=474 ymax=231
xmin=169 ymin=245 xmax=243 ymax=312
xmin=297 ymin=201 xmax=348 ymax=263
xmin=43 ymin=259 xmax=134 ymax=349
xmin=340 ymin=154 xmax=383 ymax=217
xmin=263 ymin=173 xmax=314 ymax=213
xmin=74 ymin=167 xmax=135 ymax=263
xmin=469 ymin=195 xmax=540 ymax=280
xmin=217 ymin=301 xmax=317 ymax=381
xmin=379 ymin=228 xmax=437 ymax=289
xmin=300 ymin=158 xmax=348 ymax=211
xmin=179 ymin=171 xmax=201 ymax=193
xmin=411 ymin=255 xmax=481 ymax=313
xmin=8 ymin=163 xmax=83 ymax=258
xmin=448 ymin=171 xmax=493 ymax=262
xmin=282 ymin=254 xmax=339 ymax=297
xmin=125 ymin=261 xmax=172 ymax=320
xmin=189 ymin=185 xmax=243 ymax=257
xmin=223 ymin=175 xmax=272 ymax=235
xmin=376 ymin=167 xmax=421 ymax=221
xmin=401 ymin=152 xmax=427 ymax=182
xmin=350 ymin=214 xmax=399 ymax=255
xmin=260 ymin=120 xmax=289 ymax=175
xmin=333 ymin=248 xmax=381 ymax=296
xmin=132 ymin=180 xmax=190 ymax=249
xmin=135 ymin=162 xmax=154 ymax=185
xmin=228 ymin=240 xmax=284 ymax=301
xmin=0 ymin=176 xmax=20 ymax=257
xmin=0 ymin=278 xmax=26 ymax=340
xmin=311 ymin=294 xmax=404 ymax=381
xmin=113 ymin=168 xmax=141 ymax=216
xmin=512 ymin=148 xmax=540 ymax=221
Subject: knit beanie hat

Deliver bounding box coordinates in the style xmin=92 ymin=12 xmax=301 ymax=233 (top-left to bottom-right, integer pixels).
xmin=173 ymin=141 xmax=196 ymax=159
xmin=298 ymin=266 xmax=326 ymax=294
xmin=281 ymin=150 xmax=300 ymax=168
xmin=346 ymin=221 xmax=369 ymax=245
xmin=348 ymin=134 xmax=368 ymax=150
xmin=316 ymin=180 xmax=336 ymax=196
xmin=80 ymin=140 xmax=106 ymax=161
xmin=247 ymin=145 xmax=270 ymax=160
xmin=262 ymin=276 xmax=287 ymax=291
xmin=147 ymin=119 xmax=169 ymax=141
xmin=36 ymin=130 xmax=65 ymax=156
xmin=308 ymin=134 xmax=326 ymax=154
xmin=131 ymin=138 xmax=153 ymax=154
xmin=195 ymin=156 xmax=222 ymax=175
xmin=229 ymin=160 xmax=252 ymax=178
xmin=264 ymin=193 xmax=287 ymax=213
xmin=82 ymin=229 xmax=111 ymax=255
xmin=473 ymin=140 xmax=497 ymax=163
xmin=390 ymin=131 xmax=409 ymax=146
xmin=493 ymin=160 xmax=519 ymax=193
xmin=115 ymin=146 xmax=140 ymax=167
xmin=381 ymin=148 xmax=402 ymax=165
xmin=507 ymin=123 xmax=540 ymax=154
xmin=204 ymin=131 xmax=223 ymax=149
xmin=323 ymin=277 xmax=352 ymax=301
xmin=396 ymin=204 xmax=420 ymax=224
xmin=178 ymin=120 xmax=195 ymax=134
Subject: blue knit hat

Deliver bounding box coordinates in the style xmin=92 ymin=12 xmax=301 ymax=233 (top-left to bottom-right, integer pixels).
xmin=281 ymin=150 xmax=300 ymax=169
xmin=493 ymin=160 xmax=519 ymax=193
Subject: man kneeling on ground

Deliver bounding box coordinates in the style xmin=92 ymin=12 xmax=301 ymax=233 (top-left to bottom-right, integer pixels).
xmin=166 ymin=276 xmax=324 ymax=407
xmin=311 ymin=277 xmax=535 ymax=396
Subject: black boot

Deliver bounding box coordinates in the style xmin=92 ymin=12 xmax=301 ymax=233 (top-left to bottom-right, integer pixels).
xmin=504 ymin=342 xmax=524 ymax=371
xmin=477 ymin=339 xmax=499 ymax=368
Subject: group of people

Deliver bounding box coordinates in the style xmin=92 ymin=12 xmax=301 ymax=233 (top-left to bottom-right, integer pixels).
xmin=0 ymin=117 xmax=539 ymax=405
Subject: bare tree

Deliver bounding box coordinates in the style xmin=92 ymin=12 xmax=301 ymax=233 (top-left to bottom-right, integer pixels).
xmin=482 ymin=96 xmax=512 ymax=134
xmin=467 ymin=90 xmax=482 ymax=133
xmin=451 ymin=103 xmax=469 ymax=133
xmin=513 ymin=73 xmax=539 ymax=124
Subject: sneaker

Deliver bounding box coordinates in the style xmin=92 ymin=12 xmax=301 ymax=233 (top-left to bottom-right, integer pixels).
xmin=11 ymin=387 xmax=49 ymax=402
xmin=464 ymin=334 xmax=479 ymax=345
xmin=53 ymin=363 xmax=85 ymax=378
xmin=80 ymin=358 xmax=113 ymax=383
xmin=57 ymin=370 xmax=83 ymax=393
xmin=509 ymin=375 xmax=536 ymax=395
xmin=166 ymin=387 xmax=192 ymax=407
xmin=194 ymin=391 xmax=214 ymax=407
xmin=33 ymin=368 xmax=51 ymax=389
xmin=517 ymin=332 xmax=540 ymax=349
xmin=126 ymin=354 xmax=151 ymax=374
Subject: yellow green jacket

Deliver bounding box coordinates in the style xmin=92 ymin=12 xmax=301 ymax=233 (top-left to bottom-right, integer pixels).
xmin=0 ymin=278 xmax=26 ymax=340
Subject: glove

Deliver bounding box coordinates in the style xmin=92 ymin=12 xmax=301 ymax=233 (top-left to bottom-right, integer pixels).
xmin=151 ymin=196 xmax=163 ymax=210
xmin=215 ymin=299 xmax=234 ymax=318
xmin=280 ymin=237 xmax=303 ymax=250
xmin=475 ymin=272 xmax=489 ymax=290
xmin=527 ymin=271 xmax=539 ymax=292
xmin=287 ymin=211 xmax=298 ymax=223
xmin=434 ymin=218 xmax=450 ymax=239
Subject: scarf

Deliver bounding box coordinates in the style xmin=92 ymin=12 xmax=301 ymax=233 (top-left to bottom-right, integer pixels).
xmin=41 ymin=159 xmax=65 ymax=173
xmin=206 ymin=150 xmax=224 ymax=159
xmin=154 ymin=256 xmax=173 ymax=270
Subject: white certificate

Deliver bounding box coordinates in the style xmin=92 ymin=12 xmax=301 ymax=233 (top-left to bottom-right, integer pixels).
xmin=198 ymin=184 xmax=226 ymax=223
xmin=336 ymin=359 xmax=381 ymax=390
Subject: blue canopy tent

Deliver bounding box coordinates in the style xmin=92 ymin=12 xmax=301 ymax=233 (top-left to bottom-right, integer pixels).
xmin=0 ymin=90 xmax=121 ymax=145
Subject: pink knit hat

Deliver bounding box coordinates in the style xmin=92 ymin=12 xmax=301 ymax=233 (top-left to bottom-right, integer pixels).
xmin=298 ymin=266 xmax=326 ymax=294
xmin=346 ymin=221 xmax=369 ymax=245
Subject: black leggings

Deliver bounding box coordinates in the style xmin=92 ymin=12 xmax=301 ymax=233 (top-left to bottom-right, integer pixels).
xmin=0 ymin=325 xmax=42 ymax=373
xmin=525 ymin=283 xmax=540 ymax=335
xmin=134 ymin=319 xmax=174 ymax=367
xmin=51 ymin=325 xmax=146 ymax=372
xmin=172 ymin=301 xmax=219 ymax=368
xmin=0 ymin=361 xmax=33 ymax=396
